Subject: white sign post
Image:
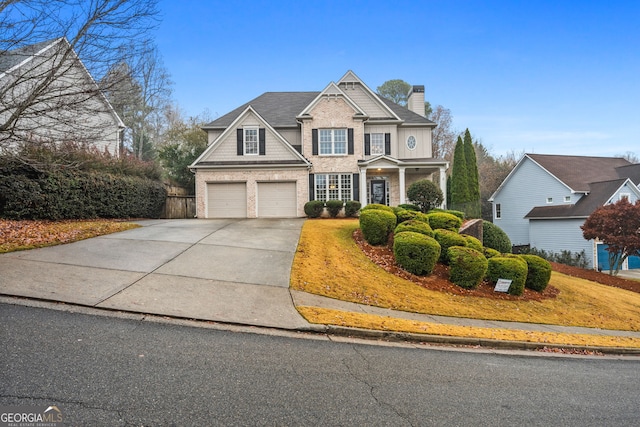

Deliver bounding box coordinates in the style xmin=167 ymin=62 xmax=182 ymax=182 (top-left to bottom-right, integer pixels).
xmin=494 ymin=279 xmax=512 ymax=293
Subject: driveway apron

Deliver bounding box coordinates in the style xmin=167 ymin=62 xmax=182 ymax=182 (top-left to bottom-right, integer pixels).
xmin=0 ymin=218 xmax=311 ymax=330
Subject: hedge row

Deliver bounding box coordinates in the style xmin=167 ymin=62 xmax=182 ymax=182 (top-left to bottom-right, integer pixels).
xmin=0 ymin=169 xmax=166 ymax=220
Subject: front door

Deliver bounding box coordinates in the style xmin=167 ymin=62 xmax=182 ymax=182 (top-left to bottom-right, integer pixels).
xmin=370 ymin=180 xmax=387 ymax=205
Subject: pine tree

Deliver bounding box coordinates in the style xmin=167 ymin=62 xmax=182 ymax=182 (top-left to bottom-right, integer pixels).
xmin=450 ymin=136 xmax=469 ymax=213
xmin=463 ymin=129 xmax=481 ymax=218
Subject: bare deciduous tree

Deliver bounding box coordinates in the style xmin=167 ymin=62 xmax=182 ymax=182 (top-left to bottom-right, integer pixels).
xmin=429 ymin=105 xmax=457 ymax=161
xmin=0 ymin=0 xmax=159 ymax=154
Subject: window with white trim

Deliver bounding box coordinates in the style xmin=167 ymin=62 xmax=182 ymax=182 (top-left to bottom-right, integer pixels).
xmin=315 ymin=173 xmax=352 ymax=201
xmin=620 ymin=193 xmax=630 ymax=201
xmin=370 ymin=133 xmax=384 ymax=155
xmin=564 ymin=196 xmax=571 ymax=203
xmin=495 ymin=203 xmax=501 ymax=219
xmin=244 ymin=127 xmax=258 ymax=155
xmin=546 ymin=197 xmax=553 ymax=204
xmin=319 ymin=129 xmax=347 ymax=155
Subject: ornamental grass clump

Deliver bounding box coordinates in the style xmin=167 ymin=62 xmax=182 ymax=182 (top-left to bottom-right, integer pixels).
xmin=433 ymin=228 xmax=468 ymax=264
xmin=447 ymin=246 xmax=488 ymax=289
xmin=359 ymin=209 xmax=396 ymax=245
xmin=393 ymin=231 xmax=441 ymax=276
xmin=427 ymin=212 xmax=463 ymax=232
xmin=487 ymin=256 xmax=528 ymax=296
xmin=394 ymin=219 xmax=434 ymax=237
xmin=520 ymin=254 xmax=552 ymax=292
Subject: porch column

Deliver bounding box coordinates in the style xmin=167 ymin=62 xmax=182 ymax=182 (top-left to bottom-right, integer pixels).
xmin=439 ymin=166 xmax=447 ymax=209
xmin=399 ymin=167 xmax=406 ymax=205
xmin=359 ymin=168 xmax=368 ymax=207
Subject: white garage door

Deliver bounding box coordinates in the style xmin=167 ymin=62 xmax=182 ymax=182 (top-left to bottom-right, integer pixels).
xmin=257 ymin=182 xmax=297 ymax=217
xmin=207 ymin=183 xmax=247 ymax=218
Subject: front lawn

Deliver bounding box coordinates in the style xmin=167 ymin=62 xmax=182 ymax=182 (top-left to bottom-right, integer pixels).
xmin=291 ymin=219 xmax=640 ymax=333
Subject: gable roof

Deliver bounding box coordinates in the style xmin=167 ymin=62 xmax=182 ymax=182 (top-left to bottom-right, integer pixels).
xmin=0 ymin=39 xmax=61 ymax=78
xmin=297 ymin=81 xmax=367 ymax=118
xmin=527 ymin=153 xmax=631 ymax=193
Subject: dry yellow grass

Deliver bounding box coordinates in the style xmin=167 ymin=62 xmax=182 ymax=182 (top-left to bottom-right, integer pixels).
xmin=297 ymin=306 xmax=640 ymax=349
xmin=291 ymin=219 xmax=640 ymax=331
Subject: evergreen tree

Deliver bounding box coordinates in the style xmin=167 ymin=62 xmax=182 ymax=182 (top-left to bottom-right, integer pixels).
xmin=450 ymin=136 xmax=469 ymax=213
xmin=463 ymin=129 xmax=481 ymax=218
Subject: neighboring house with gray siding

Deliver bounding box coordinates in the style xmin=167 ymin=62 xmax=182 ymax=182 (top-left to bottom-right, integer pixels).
xmin=190 ymin=71 xmax=449 ymax=219
xmin=0 ymin=38 xmax=124 ymax=156
xmin=490 ymin=153 xmax=640 ymax=270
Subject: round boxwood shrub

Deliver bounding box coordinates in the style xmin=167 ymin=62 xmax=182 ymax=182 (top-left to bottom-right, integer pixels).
xmin=483 ymin=220 xmax=512 ymax=253
xmin=304 ymin=200 xmax=324 ymax=218
xmin=359 ymin=209 xmax=396 ymax=245
xmin=487 ymin=256 xmax=528 ymax=296
xmin=462 ymin=234 xmax=483 ymax=252
xmin=394 ymin=219 xmax=434 ymax=237
xmin=483 ymin=247 xmax=501 ymax=259
xmin=520 ymin=254 xmax=552 ymax=292
xmin=433 ymin=229 xmax=468 ymax=264
xmin=361 ymin=203 xmax=394 ymax=213
xmin=398 ymin=203 xmax=420 ymax=211
xmin=325 ymin=199 xmax=344 ymax=218
xmin=448 ymin=246 xmax=488 ymax=289
xmin=344 ymin=200 xmax=361 ymax=217
xmin=393 ymin=231 xmax=441 ymax=275
xmin=429 ymin=208 xmax=465 ymax=220
xmin=394 ymin=208 xmax=419 ymax=224
xmin=427 ymin=212 xmax=463 ymax=232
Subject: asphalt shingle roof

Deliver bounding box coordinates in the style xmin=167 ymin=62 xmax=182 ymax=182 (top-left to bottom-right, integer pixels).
xmin=0 ymin=39 xmax=57 ymax=73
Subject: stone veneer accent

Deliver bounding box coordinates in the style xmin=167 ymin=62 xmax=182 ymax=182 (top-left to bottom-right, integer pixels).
xmin=195 ymin=168 xmax=309 ymax=218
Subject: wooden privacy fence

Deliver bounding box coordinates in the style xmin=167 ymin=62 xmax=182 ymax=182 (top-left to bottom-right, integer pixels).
xmin=163 ymin=195 xmax=196 ymax=219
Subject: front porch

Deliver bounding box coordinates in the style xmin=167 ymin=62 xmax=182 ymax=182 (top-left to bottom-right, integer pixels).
xmin=357 ymin=156 xmax=449 ymax=208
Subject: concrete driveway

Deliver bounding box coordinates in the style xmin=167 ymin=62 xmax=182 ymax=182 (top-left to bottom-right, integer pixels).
xmin=0 ymin=218 xmax=311 ymax=330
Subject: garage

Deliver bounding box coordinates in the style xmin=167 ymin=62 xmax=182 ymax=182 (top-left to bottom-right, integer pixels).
xmin=257 ymin=182 xmax=297 ymax=217
xmin=207 ymin=182 xmax=247 ymax=218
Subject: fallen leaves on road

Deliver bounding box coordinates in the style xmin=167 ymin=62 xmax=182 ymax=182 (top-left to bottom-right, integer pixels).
xmin=0 ymin=219 xmax=140 ymax=253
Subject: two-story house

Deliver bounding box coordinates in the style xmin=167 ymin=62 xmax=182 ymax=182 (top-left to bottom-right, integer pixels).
xmin=190 ymin=71 xmax=449 ymax=218
xmin=0 ymin=38 xmax=124 ymax=156
xmin=490 ymin=153 xmax=640 ymax=270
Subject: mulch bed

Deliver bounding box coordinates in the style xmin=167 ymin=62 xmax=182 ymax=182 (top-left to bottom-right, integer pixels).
xmin=353 ymin=229 xmax=640 ymax=301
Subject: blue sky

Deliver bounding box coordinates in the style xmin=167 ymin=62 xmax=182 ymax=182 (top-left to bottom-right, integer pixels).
xmin=155 ymin=0 xmax=639 ymax=158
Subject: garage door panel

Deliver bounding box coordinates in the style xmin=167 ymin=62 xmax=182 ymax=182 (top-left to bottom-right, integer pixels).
xmin=207 ymin=183 xmax=246 ymax=218
xmin=258 ymin=182 xmax=297 ymax=218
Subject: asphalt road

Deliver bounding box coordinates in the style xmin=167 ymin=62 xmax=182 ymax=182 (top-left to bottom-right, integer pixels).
xmin=1 ymin=303 xmax=639 ymax=426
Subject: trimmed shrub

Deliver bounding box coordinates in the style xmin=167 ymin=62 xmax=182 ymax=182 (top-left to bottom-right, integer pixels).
xmin=448 ymin=246 xmax=488 ymax=289
xmin=487 ymin=256 xmax=528 ymax=296
xmin=359 ymin=209 xmax=396 ymax=245
xmin=462 ymin=234 xmax=483 ymax=252
xmin=427 ymin=212 xmax=463 ymax=232
xmin=483 ymin=221 xmax=512 ymax=253
xmin=398 ymin=203 xmax=420 ymax=211
xmin=483 ymin=247 xmax=501 ymax=259
xmin=520 ymin=254 xmax=552 ymax=292
xmin=304 ymin=200 xmax=325 ymax=218
xmin=394 ymin=219 xmax=434 ymax=237
xmin=433 ymin=229 xmax=468 ymax=264
xmin=344 ymin=200 xmax=361 ymax=217
xmin=325 ymin=200 xmax=344 ymax=218
xmin=429 ymin=208 xmax=465 ymax=220
xmin=393 ymin=231 xmax=441 ymax=275
xmin=361 ymin=203 xmax=394 ymax=213
xmin=394 ymin=208 xmax=418 ymax=224
xmin=406 ymin=179 xmax=444 ymax=212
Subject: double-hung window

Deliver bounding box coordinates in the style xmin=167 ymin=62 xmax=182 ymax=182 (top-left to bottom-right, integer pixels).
xmin=315 ymin=174 xmax=352 ymax=201
xmin=244 ymin=127 xmax=258 ymax=155
xmin=319 ymin=129 xmax=347 ymax=155
xmin=370 ymin=133 xmax=384 ymax=155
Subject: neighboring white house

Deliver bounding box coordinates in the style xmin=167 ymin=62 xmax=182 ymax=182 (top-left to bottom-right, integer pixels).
xmin=190 ymin=70 xmax=449 ymax=219
xmin=490 ymin=153 xmax=640 ymax=270
xmin=0 ymin=38 xmax=124 ymax=156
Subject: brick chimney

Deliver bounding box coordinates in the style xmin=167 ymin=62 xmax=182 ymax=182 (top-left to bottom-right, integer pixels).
xmin=407 ymin=85 xmax=425 ymax=116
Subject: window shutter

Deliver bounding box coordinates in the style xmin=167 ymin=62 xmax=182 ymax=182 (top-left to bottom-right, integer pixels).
xmin=364 ymin=133 xmax=371 ymax=155
xmin=259 ymin=128 xmax=266 ymax=155
xmin=308 ymin=174 xmax=315 ymax=200
xmin=384 ymin=133 xmax=391 ymax=155
xmin=348 ymin=128 xmax=354 ymax=155
xmin=237 ymin=129 xmax=243 ymax=155
xmin=312 ymin=129 xmax=318 ymax=155
xmin=352 ymin=173 xmax=359 ymax=201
